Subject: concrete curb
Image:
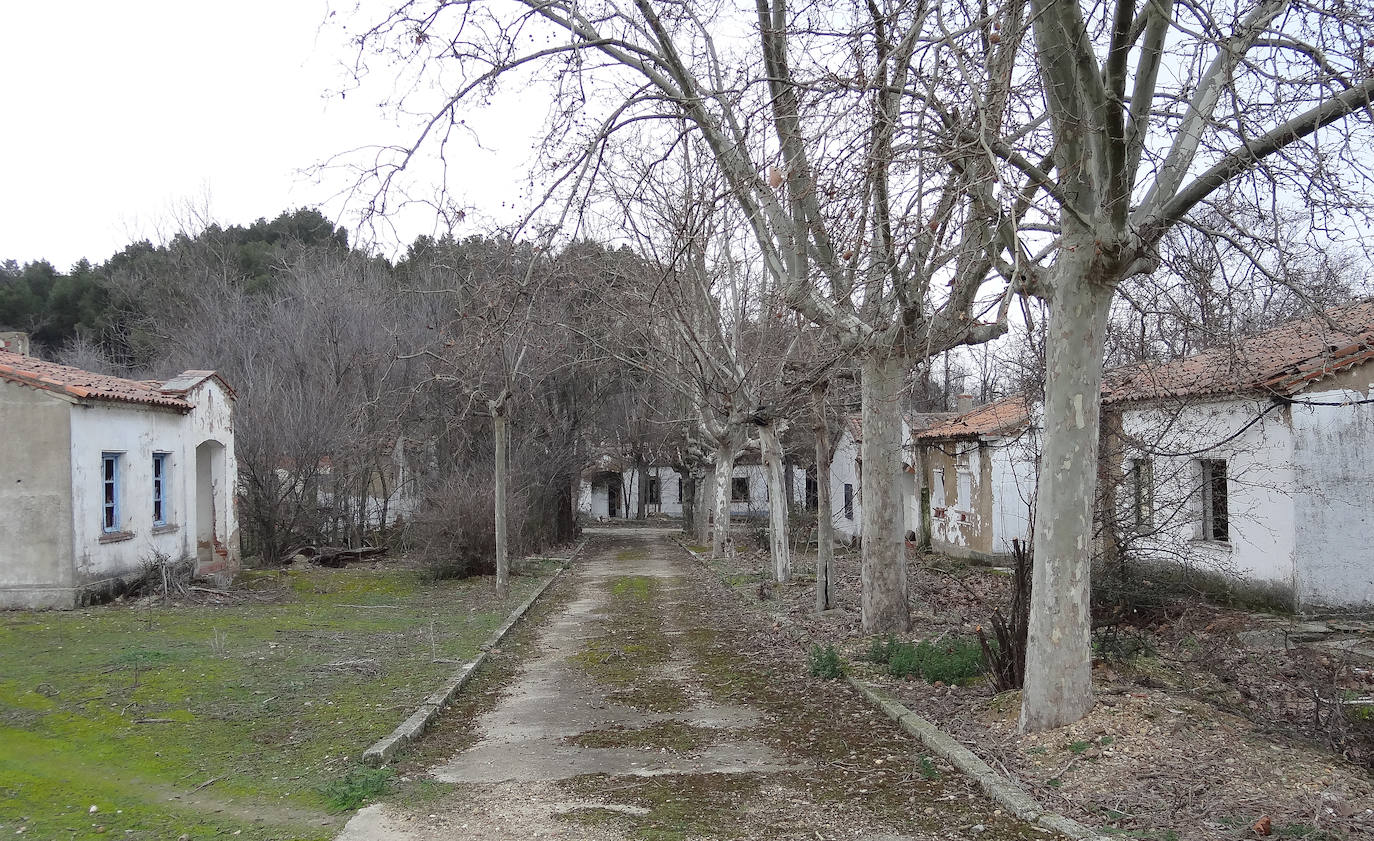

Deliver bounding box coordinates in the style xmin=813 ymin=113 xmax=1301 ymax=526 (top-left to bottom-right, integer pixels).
xmin=677 ymin=541 xmax=1107 ymax=841
xmin=361 ymin=540 xmax=587 ymax=767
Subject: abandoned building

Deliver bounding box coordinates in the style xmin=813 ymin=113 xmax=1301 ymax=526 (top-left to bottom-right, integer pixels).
xmin=1100 ymin=300 xmax=1374 ymax=610
xmin=577 ymin=456 xmax=805 ymax=520
xmin=0 ymin=347 xmax=239 ymax=608
xmin=913 ymin=395 xmax=1035 ymax=561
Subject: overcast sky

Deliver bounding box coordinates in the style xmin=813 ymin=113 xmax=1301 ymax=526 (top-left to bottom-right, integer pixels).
xmin=0 ymin=1 xmax=541 ymax=270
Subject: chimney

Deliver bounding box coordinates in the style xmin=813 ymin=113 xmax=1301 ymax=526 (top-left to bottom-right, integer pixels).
xmin=956 ymin=393 xmax=974 ymax=414
xmin=0 ymin=332 xmax=29 ymax=356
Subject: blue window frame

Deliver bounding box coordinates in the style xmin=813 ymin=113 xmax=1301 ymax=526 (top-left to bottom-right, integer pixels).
xmin=152 ymin=453 xmax=169 ymax=526
xmin=102 ymin=453 xmax=121 ymax=532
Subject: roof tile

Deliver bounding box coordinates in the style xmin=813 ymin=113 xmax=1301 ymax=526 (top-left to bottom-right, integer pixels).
xmin=0 ymin=351 xmax=193 ymax=411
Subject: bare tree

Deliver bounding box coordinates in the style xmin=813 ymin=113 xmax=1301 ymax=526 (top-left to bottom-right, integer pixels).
xmin=1001 ymin=0 xmax=1374 ymax=730
xmin=345 ymin=0 xmax=1029 ymax=631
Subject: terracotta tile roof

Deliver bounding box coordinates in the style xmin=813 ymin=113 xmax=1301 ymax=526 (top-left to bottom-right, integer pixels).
xmin=0 ymin=350 xmax=192 ymax=411
xmin=1103 ymin=299 xmax=1374 ymax=404
xmin=914 ymin=395 xmax=1031 ymax=441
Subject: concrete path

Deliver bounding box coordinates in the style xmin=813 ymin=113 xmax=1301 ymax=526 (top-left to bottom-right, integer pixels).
xmin=337 ymin=527 xmax=1049 ymax=841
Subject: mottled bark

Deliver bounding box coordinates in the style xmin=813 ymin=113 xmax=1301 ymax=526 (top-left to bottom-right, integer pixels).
xmin=712 ymin=443 xmax=736 ymax=556
xmin=860 ymin=354 xmax=911 ymax=633
xmin=695 ymin=463 xmax=713 ymax=547
xmin=759 ymin=421 xmax=791 ymax=582
xmin=1019 ymin=260 xmax=1114 ymax=732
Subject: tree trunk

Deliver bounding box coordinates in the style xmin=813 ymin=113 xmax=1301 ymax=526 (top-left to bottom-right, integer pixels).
xmin=695 ymin=464 xmax=713 ymax=546
xmin=491 ymin=395 xmax=510 ymax=597
xmin=759 ymin=420 xmax=791 ymax=582
xmin=1019 ymin=264 xmax=1114 ymax=732
xmin=860 ymin=353 xmax=911 ymax=633
xmin=635 ymin=453 xmax=648 ymax=519
xmin=812 ymin=384 xmax=835 ymax=612
xmin=678 ymin=468 xmax=696 ymax=536
xmin=712 ymin=442 xmax=736 ymax=557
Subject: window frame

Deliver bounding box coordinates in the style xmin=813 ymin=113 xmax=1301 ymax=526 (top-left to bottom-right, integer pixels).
xmin=1130 ymin=458 xmax=1154 ymax=534
xmin=646 ymin=475 xmax=661 ymax=505
xmin=1200 ymin=458 xmax=1229 ymax=542
xmin=101 ymin=452 xmax=122 ymax=533
xmin=152 ymin=452 xmax=170 ymax=526
xmin=731 ymin=476 xmax=750 ymax=503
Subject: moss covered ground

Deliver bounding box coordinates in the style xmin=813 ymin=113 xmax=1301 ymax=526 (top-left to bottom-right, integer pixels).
xmin=0 ymin=560 xmax=555 ymax=840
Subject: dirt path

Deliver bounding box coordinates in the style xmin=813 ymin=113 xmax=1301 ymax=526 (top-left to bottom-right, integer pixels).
xmin=338 ymin=528 xmax=1053 ymax=841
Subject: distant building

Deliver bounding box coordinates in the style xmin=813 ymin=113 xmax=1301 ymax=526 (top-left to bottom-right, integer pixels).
xmin=913 ymin=396 xmax=1035 ymax=561
xmin=0 ymin=347 xmax=239 ymax=608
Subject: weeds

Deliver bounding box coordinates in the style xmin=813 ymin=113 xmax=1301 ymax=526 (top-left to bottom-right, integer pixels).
xmin=320 ymin=766 xmax=392 ymax=812
xmin=807 ymin=644 xmax=844 ymax=679
xmin=883 ymin=637 xmax=985 ymax=684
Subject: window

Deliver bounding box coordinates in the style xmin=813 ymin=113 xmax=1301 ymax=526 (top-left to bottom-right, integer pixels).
xmin=956 ymin=469 xmax=973 ymax=511
xmin=102 ymin=453 xmax=121 ymax=532
xmin=932 ymin=468 xmax=946 ymax=509
xmin=1130 ymin=458 xmax=1153 ymax=533
xmin=1201 ymin=459 xmax=1229 ymax=542
xmin=843 ymin=483 xmax=854 ymax=520
xmin=731 ymin=477 xmax=750 ymax=502
xmin=152 ymin=453 xmax=169 ymax=526
xmin=646 ymin=475 xmax=661 ymax=505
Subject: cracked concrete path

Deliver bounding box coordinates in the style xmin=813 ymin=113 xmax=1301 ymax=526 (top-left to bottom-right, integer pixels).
xmin=337 ymin=527 xmax=1051 ymax=841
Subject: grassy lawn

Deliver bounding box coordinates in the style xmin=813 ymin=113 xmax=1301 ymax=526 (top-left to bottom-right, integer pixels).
xmin=0 ymin=559 xmax=558 ymax=840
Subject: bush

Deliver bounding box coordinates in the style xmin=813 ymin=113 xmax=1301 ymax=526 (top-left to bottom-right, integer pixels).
xmin=807 ymin=644 xmax=845 ymax=679
xmin=886 ymin=636 xmax=986 ymax=684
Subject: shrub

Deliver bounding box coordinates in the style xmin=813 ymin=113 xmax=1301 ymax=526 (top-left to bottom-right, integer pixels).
xmin=887 ymin=637 xmax=986 ymax=684
xmin=807 ymin=644 xmax=844 ymax=679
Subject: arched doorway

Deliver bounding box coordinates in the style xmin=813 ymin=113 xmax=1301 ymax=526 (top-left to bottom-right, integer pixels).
xmin=195 ymin=440 xmax=228 ymax=572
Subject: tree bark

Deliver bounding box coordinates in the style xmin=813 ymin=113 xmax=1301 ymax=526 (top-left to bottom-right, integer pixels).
xmin=812 ymin=383 xmax=835 ymax=612
xmin=678 ymin=467 xmax=696 ymax=536
xmin=860 ymin=353 xmax=911 ymax=633
xmin=491 ymin=393 xmax=511 ymax=597
xmin=1019 ymin=261 xmax=1114 ymax=732
xmin=758 ymin=420 xmax=791 ymax=582
xmin=695 ymin=463 xmax=713 ymax=546
xmin=712 ymin=442 xmax=736 ymax=557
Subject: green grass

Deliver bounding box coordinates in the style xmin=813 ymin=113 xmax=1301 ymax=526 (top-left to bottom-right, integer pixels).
xmin=0 ymin=560 xmax=556 ymax=840
xmin=881 ymin=636 xmax=986 ymax=684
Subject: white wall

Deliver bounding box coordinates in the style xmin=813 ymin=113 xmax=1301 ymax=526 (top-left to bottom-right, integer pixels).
xmin=829 ymin=428 xmax=862 ymax=539
xmin=577 ymin=464 xmax=804 ymax=520
xmin=1118 ymin=397 xmax=1298 ymax=594
xmin=69 ymin=402 xmax=196 ymax=589
xmin=1289 ymin=384 xmax=1374 ymax=608
xmin=67 ymin=378 xmax=239 ymax=593
xmin=990 ymin=436 xmax=1036 ymax=555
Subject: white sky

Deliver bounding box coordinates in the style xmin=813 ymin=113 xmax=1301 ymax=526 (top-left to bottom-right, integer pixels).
xmin=0 ymin=1 xmax=543 ymax=270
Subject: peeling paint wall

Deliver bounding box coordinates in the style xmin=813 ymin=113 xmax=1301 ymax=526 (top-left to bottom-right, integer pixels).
xmin=1289 ymin=382 xmax=1374 ymax=609
xmin=0 ymin=383 xmax=74 ymax=608
xmin=1116 ymin=397 xmax=1297 ymax=598
xmin=69 ymin=402 xmax=197 ymax=592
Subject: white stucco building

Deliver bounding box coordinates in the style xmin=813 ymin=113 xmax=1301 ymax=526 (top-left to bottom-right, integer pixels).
xmin=577 ymin=460 xmax=805 ymax=520
xmin=1102 ymin=301 xmax=1374 ymax=610
xmin=828 ymin=411 xmax=958 ymax=544
xmin=914 ymin=396 xmax=1036 ymax=561
xmin=0 ymin=350 xmax=239 ymax=608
